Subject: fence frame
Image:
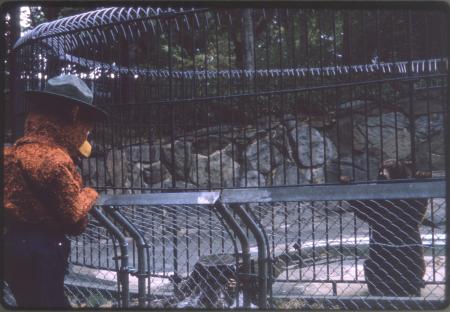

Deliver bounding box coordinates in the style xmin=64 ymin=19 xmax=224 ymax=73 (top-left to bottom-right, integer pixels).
xmin=91 ymin=179 xmax=446 ymax=309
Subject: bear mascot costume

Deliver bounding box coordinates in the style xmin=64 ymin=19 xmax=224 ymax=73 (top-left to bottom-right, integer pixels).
xmin=4 ymin=74 xmax=107 ymax=308
xmin=341 ymin=159 xmax=431 ymax=297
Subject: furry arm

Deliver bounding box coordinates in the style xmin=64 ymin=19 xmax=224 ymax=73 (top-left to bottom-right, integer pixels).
xmin=40 ymin=154 xmax=98 ymax=226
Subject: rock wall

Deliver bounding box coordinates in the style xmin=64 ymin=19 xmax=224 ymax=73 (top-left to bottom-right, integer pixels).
xmin=81 ymin=99 xmax=445 ymax=191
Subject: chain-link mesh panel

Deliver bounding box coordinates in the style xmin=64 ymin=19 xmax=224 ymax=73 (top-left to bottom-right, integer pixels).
xmin=242 ymin=197 xmax=446 ymax=309
xmin=65 ymin=215 xmax=122 ymax=308
xmin=116 ymin=204 xmax=245 ymax=308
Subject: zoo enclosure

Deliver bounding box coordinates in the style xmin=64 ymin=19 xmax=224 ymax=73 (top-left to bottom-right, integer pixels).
xmin=8 ymin=6 xmax=448 ymax=190
xmin=4 ymin=5 xmax=449 ymax=309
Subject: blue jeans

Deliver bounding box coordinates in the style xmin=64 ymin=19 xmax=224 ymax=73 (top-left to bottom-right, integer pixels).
xmin=4 ymin=224 xmax=72 ymax=308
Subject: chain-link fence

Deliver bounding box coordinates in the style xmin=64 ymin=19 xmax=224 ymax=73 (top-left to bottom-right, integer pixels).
xmin=219 ymin=180 xmax=446 ymax=309
xmin=3 ymin=181 xmax=446 ymax=309
xmin=90 ymin=191 xmax=256 ymax=309
xmin=65 ymin=215 xmax=122 ymax=308
xmin=239 ymin=198 xmax=445 ymax=309
xmin=115 ymin=203 xmax=244 ymax=308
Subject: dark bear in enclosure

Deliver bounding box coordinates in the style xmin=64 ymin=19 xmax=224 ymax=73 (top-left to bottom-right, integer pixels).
xmin=165 ymin=252 xmax=297 ymax=308
xmin=340 ymin=159 xmax=431 ymax=297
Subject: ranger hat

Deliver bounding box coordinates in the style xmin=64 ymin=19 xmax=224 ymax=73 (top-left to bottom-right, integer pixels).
xmin=24 ymin=74 xmax=108 ymax=121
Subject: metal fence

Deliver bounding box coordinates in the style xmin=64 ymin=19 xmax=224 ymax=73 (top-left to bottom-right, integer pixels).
xmin=3 ymin=4 xmax=448 ymax=310
xmin=7 ymin=6 xmax=448 ymax=191
xmin=79 ymin=180 xmax=447 ymax=309
xmin=65 ymin=212 xmax=122 ymax=308
xmin=6 ymin=180 xmax=444 ymax=309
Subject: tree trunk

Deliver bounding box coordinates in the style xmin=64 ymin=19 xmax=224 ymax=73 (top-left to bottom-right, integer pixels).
xmin=9 ymin=6 xmax=22 ymax=140
xmin=342 ymin=11 xmax=351 ymax=65
xmin=242 ymin=9 xmax=255 ymax=70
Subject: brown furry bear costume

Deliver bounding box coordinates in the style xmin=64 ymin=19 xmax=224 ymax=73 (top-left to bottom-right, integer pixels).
xmin=341 ymin=159 xmax=431 ymax=297
xmin=4 ymin=75 xmax=107 ymax=308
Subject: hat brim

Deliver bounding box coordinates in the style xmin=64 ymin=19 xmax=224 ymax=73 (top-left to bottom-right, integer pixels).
xmin=23 ymin=90 xmax=108 ymax=122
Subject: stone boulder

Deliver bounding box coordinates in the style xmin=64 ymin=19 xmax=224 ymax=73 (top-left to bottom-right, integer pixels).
xmin=222 ymin=143 xmax=241 ymax=161
xmin=327 ymin=115 xmax=359 ymax=157
xmin=301 ymin=167 xmax=326 ymax=184
xmin=415 ymin=113 xmax=444 ymax=143
xmin=142 ymin=161 xmax=171 ymax=185
xmin=394 ymin=96 xmax=445 ymax=116
xmin=326 ymin=154 xmax=380 ymax=182
xmin=81 ymin=157 xmax=108 ymax=187
xmin=283 ymin=114 xmax=334 ymax=130
xmin=161 ymin=141 xmax=192 ymax=181
xmin=337 ymin=100 xmax=374 ymax=115
xmin=192 ymin=135 xmax=232 ymax=156
xmin=129 ymin=167 xmax=152 ymax=192
xmin=106 ymin=149 xmax=130 ymax=187
xmin=290 ymin=123 xmax=338 ymax=167
xmin=239 ymin=170 xmax=266 ymax=187
xmin=415 ymin=113 xmax=445 ymax=171
xmin=353 ymin=112 xmax=411 ymax=160
xmin=130 ymin=144 xmax=160 ymax=163
xmin=151 ymin=178 xmax=197 ymax=190
xmin=272 ymin=161 xmax=307 ymax=186
xmin=245 ymin=137 xmax=284 ymax=174
xmin=190 ymin=154 xmax=209 ymax=187
xmin=190 ymin=151 xmax=241 ymax=188
xmin=209 ymin=150 xmax=240 ymax=188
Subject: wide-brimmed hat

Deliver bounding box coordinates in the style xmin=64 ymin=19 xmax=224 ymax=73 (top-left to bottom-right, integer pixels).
xmin=23 ymin=74 xmax=108 ymax=121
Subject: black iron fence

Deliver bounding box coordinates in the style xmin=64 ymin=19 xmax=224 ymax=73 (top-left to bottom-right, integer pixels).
xmin=7 ymin=6 xmax=448 ymax=191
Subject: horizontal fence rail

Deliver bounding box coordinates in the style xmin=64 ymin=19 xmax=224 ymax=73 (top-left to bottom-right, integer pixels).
xmin=97 ymin=180 xmax=446 ymax=204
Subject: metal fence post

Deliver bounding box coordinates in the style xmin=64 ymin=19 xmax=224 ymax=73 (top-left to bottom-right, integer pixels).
xmin=103 ymin=206 xmax=148 ymax=308
xmin=214 ymin=200 xmax=252 ymax=308
xmin=228 ymin=203 xmax=268 ymax=309
xmin=90 ymin=207 xmax=130 ymax=308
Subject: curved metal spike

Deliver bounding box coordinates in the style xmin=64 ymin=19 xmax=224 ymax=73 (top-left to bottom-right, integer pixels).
xmin=194 ymin=12 xmax=200 ymax=29
xmin=127 ymin=22 xmax=135 ymax=41
xmin=146 ymin=17 xmax=156 ymax=34
xmin=203 ymin=11 xmax=209 ymax=28
xmin=139 ymin=18 xmax=148 ymax=33
xmin=182 ymin=10 xmax=190 ymax=31
xmin=216 ymin=11 xmax=221 ymax=26
xmin=14 ymin=6 xmax=204 ymax=51
xmin=109 ymin=26 xmax=117 ymax=43
xmin=227 ymin=10 xmax=233 ymax=26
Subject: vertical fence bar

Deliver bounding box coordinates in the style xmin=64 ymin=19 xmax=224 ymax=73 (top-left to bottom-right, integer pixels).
xmin=90 ymin=207 xmax=130 ymax=308
xmin=214 ymin=201 xmax=251 ymax=308
xmin=407 ymin=9 xmax=416 ymax=173
xmin=103 ymin=206 xmax=147 ymax=308
xmin=228 ymin=203 xmax=267 ymax=309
